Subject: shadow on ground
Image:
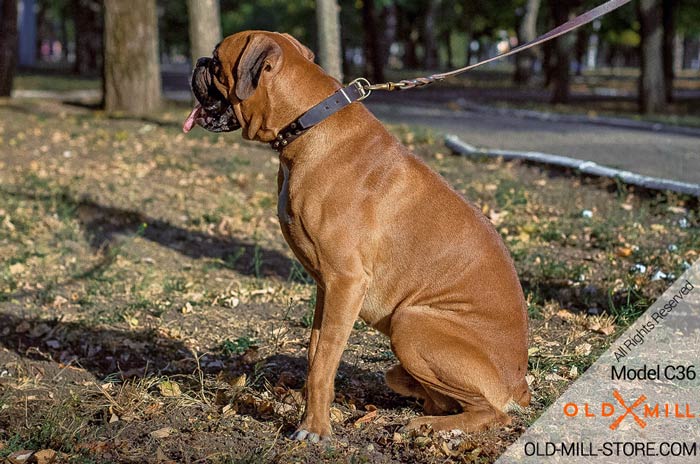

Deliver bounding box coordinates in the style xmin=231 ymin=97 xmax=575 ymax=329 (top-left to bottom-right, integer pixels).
xmin=2 ymin=186 xmax=293 ymax=283
xmin=0 ymin=311 xmax=408 ymax=412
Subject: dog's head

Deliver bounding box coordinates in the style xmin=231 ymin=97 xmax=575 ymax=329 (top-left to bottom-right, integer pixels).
xmin=183 ymin=31 xmax=328 ymax=142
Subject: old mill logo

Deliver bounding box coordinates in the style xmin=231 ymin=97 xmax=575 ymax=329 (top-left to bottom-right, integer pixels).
xmin=563 ymin=390 xmax=696 ymax=430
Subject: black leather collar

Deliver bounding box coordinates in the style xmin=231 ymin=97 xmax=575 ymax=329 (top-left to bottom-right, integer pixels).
xmin=270 ymin=79 xmax=369 ymax=152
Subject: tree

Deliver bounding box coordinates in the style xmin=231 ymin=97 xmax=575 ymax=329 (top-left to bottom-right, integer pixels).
xmin=362 ymin=0 xmax=384 ymax=82
xmin=548 ymin=0 xmax=581 ymax=103
xmin=316 ymin=0 xmax=343 ymax=81
xmin=103 ymin=0 xmax=161 ymax=114
xmin=423 ymin=0 xmax=439 ymax=69
xmin=0 ymin=0 xmax=18 ymax=97
xmin=662 ymin=0 xmax=679 ymax=102
xmin=514 ymin=0 xmax=542 ymax=84
xmin=638 ymin=0 xmax=666 ymax=113
xmin=187 ymin=0 xmax=222 ymax=65
xmin=73 ymin=0 xmax=103 ymax=75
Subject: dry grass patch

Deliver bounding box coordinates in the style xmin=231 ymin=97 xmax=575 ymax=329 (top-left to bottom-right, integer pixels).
xmin=0 ymin=99 xmax=697 ymax=463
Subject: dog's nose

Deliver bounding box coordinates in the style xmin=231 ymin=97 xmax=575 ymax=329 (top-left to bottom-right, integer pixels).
xmin=196 ymin=57 xmax=211 ymax=68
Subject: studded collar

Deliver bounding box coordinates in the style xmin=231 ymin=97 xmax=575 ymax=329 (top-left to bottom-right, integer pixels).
xmin=270 ymin=79 xmax=369 ymax=152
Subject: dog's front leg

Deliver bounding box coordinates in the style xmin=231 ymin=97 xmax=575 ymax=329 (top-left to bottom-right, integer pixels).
xmin=292 ymin=276 xmax=367 ymax=442
xmin=307 ymin=286 xmax=324 ymax=367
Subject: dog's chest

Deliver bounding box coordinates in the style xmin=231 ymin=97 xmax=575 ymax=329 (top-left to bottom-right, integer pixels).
xmin=277 ymin=163 xmax=291 ymax=224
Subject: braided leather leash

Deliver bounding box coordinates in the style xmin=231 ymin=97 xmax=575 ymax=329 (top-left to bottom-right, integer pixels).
xmin=363 ymin=0 xmax=632 ymax=93
xmin=272 ymin=0 xmax=632 ymax=152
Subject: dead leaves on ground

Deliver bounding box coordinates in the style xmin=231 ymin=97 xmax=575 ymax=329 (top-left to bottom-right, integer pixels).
xmin=5 ymin=449 xmax=57 ymax=464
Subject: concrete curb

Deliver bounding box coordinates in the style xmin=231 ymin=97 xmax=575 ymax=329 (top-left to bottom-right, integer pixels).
xmin=445 ymin=134 xmax=700 ymax=197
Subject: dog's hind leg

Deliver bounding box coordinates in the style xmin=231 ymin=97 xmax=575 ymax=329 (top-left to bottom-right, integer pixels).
xmin=385 ymin=364 xmax=458 ymax=415
xmin=404 ymin=394 xmax=512 ymax=432
xmin=389 ymin=305 xmax=525 ymax=432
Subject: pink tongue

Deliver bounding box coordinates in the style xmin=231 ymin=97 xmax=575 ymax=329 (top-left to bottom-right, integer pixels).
xmin=182 ymin=104 xmax=202 ymax=133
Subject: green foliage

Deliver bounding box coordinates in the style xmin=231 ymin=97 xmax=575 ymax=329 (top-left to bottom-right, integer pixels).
xmin=220 ymin=0 xmax=316 ymax=47
xmin=221 ymin=336 xmax=257 ymax=355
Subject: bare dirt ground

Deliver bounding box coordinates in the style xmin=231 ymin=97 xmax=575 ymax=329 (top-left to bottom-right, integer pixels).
xmin=0 ymin=98 xmax=698 ymax=463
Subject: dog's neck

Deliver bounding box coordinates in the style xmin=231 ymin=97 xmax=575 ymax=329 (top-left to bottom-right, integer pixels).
xmin=269 ymin=81 xmax=368 ymax=153
xmin=278 ymin=102 xmax=392 ymax=170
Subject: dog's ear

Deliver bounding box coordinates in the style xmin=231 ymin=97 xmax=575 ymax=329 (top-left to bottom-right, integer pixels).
xmin=281 ymin=33 xmax=315 ymax=62
xmin=235 ymin=34 xmax=283 ymax=101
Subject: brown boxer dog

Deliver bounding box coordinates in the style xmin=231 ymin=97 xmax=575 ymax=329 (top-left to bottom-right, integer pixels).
xmin=183 ymin=31 xmax=530 ymax=442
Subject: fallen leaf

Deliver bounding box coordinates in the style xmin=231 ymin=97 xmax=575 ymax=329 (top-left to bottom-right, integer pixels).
xmin=158 ymin=381 xmax=181 ymax=397
xmin=7 ymin=450 xmax=34 ymax=464
xmin=34 ymin=449 xmax=57 ymax=464
xmin=668 ymin=206 xmax=687 ymax=214
xmin=181 ymin=302 xmax=193 ymax=314
xmin=414 ymin=436 xmax=431 ymax=447
xmin=222 ymin=404 xmax=235 ymax=415
xmin=616 ymin=247 xmax=633 ymax=257
xmin=330 ymin=407 xmax=344 ymax=423
xmin=52 ymin=295 xmax=68 ymax=308
xmin=150 ymin=427 xmax=175 ymax=439
xmin=556 ymin=309 xmax=575 ymax=320
xmin=575 ymin=343 xmax=592 ymax=356
xmin=589 ymin=320 xmax=616 ymax=335
xmin=231 ymin=374 xmax=246 ymax=388
xmin=9 ymin=263 xmax=25 ymax=275
xmin=354 ymin=409 xmax=378 ymax=426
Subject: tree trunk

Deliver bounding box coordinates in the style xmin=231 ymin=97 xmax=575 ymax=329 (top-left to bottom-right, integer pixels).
xmin=316 ymin=0 xmax=343 ymax=81
xmin=379 ymin=4 xmax=397 ymax=68
xmin=662 ymin=0 xmax=678 ymax=103
xmin=638 ymin=0 xmax=666 ymax=113
xmin=362 ymin=0 xmax=384 ymax=82
xmin=187 ymin=0 xmax=221 ymax=65
xmin=60 ymin=13 xmax=69 ymax=61
xmin=514 ymin=0 xmax=541 ymax=84
xmin=574 ymin=28 xmax=588 ymax=76
xmin=549 ymin=0 xmax=578 ymax=103
xmin=0 ymin=0 xmax=18 ymax=97
xmin=35 ymin=1 xmax=48 ymax=62
xmin=104 ymin=0 xmax=161 ymax=114
xmin=442 ymin=29 xmax=453 ymax=69
xmin=74 ymin=0 xmax=103 ymax=75
xmin=423 ymin=0 xmax=439 ymax=69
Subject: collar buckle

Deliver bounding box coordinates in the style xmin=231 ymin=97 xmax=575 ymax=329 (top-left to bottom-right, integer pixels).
xmin=349 ymin=77 xmax=371 ymax=101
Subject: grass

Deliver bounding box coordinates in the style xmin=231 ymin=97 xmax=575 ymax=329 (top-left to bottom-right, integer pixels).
xmin=14 ymin=70 xmax=100 ymax=92
xmin=0 ymin=97 xmax=697 ymax=462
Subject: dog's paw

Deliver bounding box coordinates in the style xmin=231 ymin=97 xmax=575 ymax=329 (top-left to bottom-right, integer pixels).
xmin=290 ymin=428 xmax=331 ymax=444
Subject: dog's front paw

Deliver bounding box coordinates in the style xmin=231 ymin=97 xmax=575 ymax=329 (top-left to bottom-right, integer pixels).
xmin=290 ymin=420 xmax=331 ymax=443
xmin=290 ymin=429 xmax=330 ymax=443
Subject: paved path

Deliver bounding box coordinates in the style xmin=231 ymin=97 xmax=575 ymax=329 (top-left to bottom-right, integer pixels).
xmin=365 ymin=98 xmax=700 ymax=185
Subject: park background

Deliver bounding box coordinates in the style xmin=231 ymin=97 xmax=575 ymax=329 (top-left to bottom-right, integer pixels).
xmin=0 ymin=1 xmax=699 ymax=463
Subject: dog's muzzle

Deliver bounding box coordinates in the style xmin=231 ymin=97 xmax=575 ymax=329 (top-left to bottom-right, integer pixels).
xmin=182 ymin=57 xmax=241 ymax=133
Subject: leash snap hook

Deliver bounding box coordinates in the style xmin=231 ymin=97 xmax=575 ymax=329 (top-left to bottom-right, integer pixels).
xmin=349 ymin=77 xmax=372 ymax=101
